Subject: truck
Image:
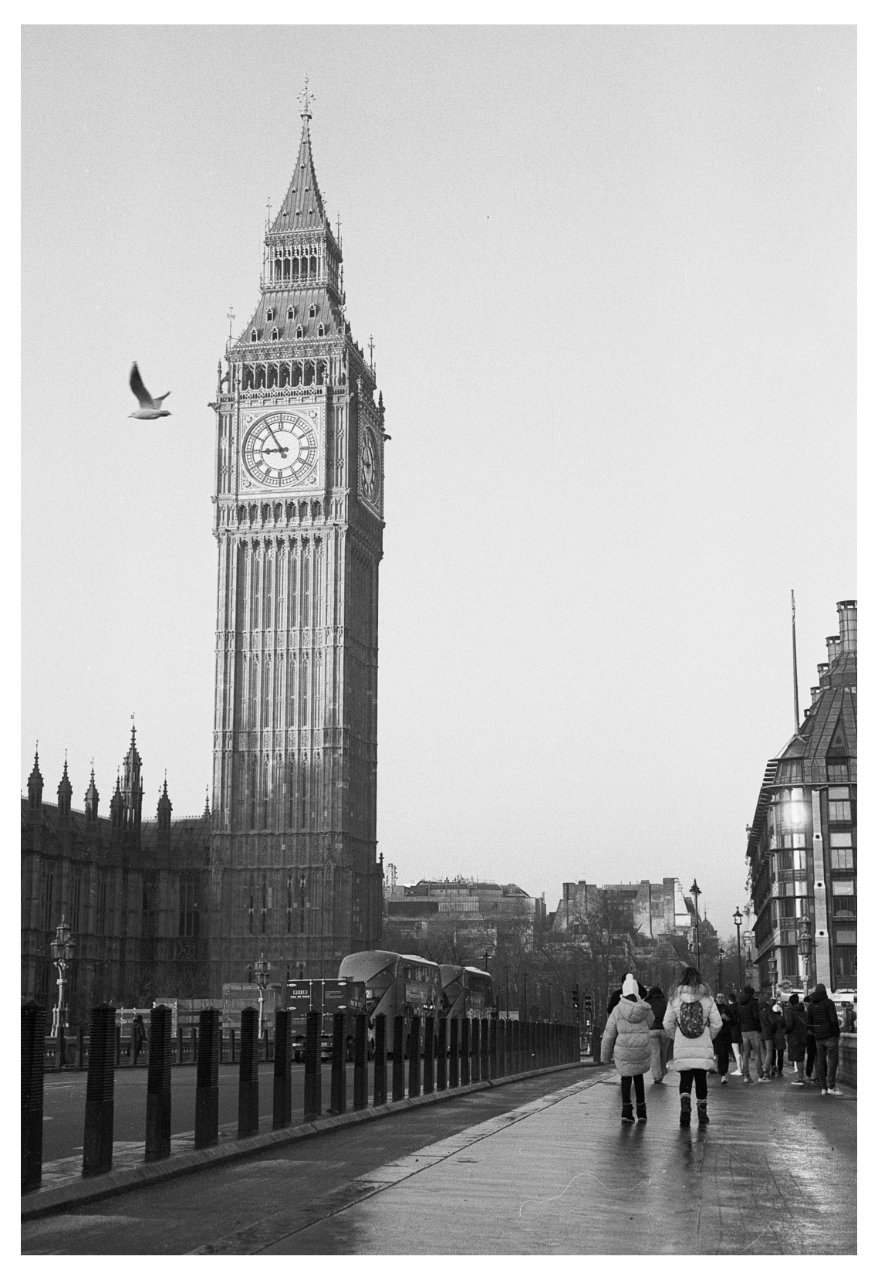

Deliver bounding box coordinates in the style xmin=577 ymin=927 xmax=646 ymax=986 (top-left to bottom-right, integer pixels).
xmin=286 ymin=978 xmax=367 ymax=1062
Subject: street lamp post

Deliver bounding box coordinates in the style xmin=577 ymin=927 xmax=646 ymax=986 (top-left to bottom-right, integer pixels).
xmin=50 ymin=917 xmax=75 ymax=1038
xmin=689 ymin=881 xmax=701 ymax=969
xmin=768 ymin=953 xmax=778 ymax=999
xmin=717 ymin=944 xmax=724 ymax=992
xmin=797 ymin=915 xmax=812 ymax=997
xmin=733 ymin=907 xmax=744 ymax=995
xmin=254 ymin=953 xmax=271 ymax=1039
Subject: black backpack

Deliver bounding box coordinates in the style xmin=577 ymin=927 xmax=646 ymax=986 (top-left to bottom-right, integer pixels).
xmin=678 ymin=999 xmax=705 ymax=1039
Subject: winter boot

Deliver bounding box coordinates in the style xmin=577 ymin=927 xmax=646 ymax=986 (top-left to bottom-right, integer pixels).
xmin=679 ymin=1094 xmax=691 ymax=1127
xmin=636 ymin=1103 xmax=647 ymax=1122
xmin=697 ymin=1100 xmax=709 ymax=1126
xmin=621 ymin=1103 xmax=635 ymax=1124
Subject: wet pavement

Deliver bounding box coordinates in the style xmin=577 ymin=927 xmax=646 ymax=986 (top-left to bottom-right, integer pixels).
xmin=21 ymin=1066 xmax=855 ymax=1255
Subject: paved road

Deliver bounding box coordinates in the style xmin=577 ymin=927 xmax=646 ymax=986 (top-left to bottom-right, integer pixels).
xmin=22 ymin=1067 xmax=856 ymax=1255
xmin=41 ymin=1062 xmax=384 ymax=1161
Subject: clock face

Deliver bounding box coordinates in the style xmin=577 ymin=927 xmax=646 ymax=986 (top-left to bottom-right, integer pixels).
xmin=242 ymin=413 xmax=319 ymax=488
xmin=361 ymin=428 xmax=378 ymax=502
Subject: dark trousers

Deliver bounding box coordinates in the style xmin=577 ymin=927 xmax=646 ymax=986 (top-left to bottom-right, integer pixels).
xmin=716 ymin=1043 xmax=730 ymax=1075
xmin=679 ymin=1068 xmax=708 ymax=1099
xmin=805 ymin=1037 xmax=816 ymax=1077
xmin=621 ymin=1074 xmax=645 ymax=1106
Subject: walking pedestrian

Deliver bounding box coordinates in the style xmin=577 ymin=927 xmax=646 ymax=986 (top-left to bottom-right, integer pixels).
xmin=783 ymin=994 xmax=808 ymax=1085
xmin=807 ymin=983 xmax=843 ymax=1096
xmin=645 ymin=984 xmax=670 ymax=1083
xmin=132 ymin=1013 xmax=146 ymax=1064
xmin=759 ymin=990 xmax=781 ymax=1078
xmin=771 ymin=998 xmax=787 ymax=1077
xmin=803 ymin=994 xmax=816 ymax=1082
xmin=600 ymin=973 xmax=655 ymax=1123
xmin=713 ymin=993 xmax=733 ymax=1083
xmin=664 ymin=967 xmax=722 ymax=1127
xmin=726 ymin=992 xmax=743 ymax=1074
xmin=737 ymin=986 xmax=764 ymax=1084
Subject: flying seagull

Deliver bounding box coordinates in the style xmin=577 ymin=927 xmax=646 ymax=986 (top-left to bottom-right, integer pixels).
xmin=129 ymin=363 xmax=171 ymax=419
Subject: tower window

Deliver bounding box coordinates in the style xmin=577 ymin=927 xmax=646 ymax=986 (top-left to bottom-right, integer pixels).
xmin=271 ymin=327 xmax=279 ymax=341
xmin=266 ymin=308 xmax=274 ymax=321
xmin=317 ymin=324 xmax=325 ymax=337
xmin=296 ymin=326 xmax=304 ymax=339
xmin=287 ymin=307 xmax=294 ymax=320
xmin=309 ymin=304 xmax=317 ymax=318
xmin=251 ymin=330 xmax=258 ymax=342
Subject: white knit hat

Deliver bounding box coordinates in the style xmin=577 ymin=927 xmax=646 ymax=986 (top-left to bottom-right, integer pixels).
xmin=622 ymin=974 xmax=638 ymax=997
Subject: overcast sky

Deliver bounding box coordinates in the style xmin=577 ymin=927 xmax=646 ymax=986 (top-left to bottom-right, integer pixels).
xmin=21 ymin=23 xmax=856 ymax=942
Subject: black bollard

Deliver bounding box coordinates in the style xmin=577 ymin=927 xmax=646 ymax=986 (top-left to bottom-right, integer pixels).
xmin=423 ymin=1016 xmax=435 ymax=1095
xmin=303 ymin=1009 xmax=322 ymax=1121
xmin=373 ymin=1015 xmax=387 ymax=1107
xmin=408 ymin=1015 xmax=421 ymax=1098
xmin=238 ymin=1007 xmax=260 ymax=1137
xmin=273 ymin=1009 xmax=292 ymax=1130
xmin=481 ymin=1017 xmax=490 ymax=1079
xmin=471 ymin=1018 xmax=480 ymax=1083
xmin=176 ymin=1026 xmax=184 ymax=1065
xmin=194 ymin=1008 xmax=220 ymax=1148
xmin=22 ymin=1002 xmax=45 ymax=1192
xmin=391 ymin=1016 xmax=405 ymax=1101
xmin=76 ymin=1025 xmax=85 ymax=1070
xmin=449 ymin=1018 xmax=460 ymax=1088
xmin=488 ymin=1018 xmax=497 ymax=1079
xmin=83 ymin=1004 xmax=116 ymax=1177
xmin=145 ymin=1005 xmax=172 ymax=1162
xmin=460 ymin=1019 xmax=471 ymax=1086
xmin=436 ymin=1017 xmax=447 ymax=1091
xmin=329 ymin=1012 xmax=346 ymax=1115
xmin=353 ymin=1014 xmax=368 ymax=1110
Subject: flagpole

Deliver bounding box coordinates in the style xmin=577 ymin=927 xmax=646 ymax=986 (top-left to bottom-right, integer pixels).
xmin=791 ymin=589 xmax=800 ymax=731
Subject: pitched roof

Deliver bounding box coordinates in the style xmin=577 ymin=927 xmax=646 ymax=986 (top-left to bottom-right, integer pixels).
xmin=270 ymin=119 xmax=327 ymax=236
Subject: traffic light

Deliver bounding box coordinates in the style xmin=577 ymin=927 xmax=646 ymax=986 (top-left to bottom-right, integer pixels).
xmin=582 ymin=992 xmax=593 ymax=1017
xmin=571 ymin=985 xmax=580 ymax=1009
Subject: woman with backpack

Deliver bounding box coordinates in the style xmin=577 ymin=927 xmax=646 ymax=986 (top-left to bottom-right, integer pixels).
xmin=663 ymin=967 xmax=722 ymax=1127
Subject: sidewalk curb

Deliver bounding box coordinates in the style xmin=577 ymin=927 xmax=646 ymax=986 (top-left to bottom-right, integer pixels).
xmin=22 ymin=1060 xmax=597 ymax=1221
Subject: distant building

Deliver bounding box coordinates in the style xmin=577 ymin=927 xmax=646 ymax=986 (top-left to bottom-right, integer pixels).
xmin=384 ymin=877 xmax=542 ymax=954
xmin=745 ymin=600 xmax=857 ymax=996
xmin=21 ymin=729 xmax=211 ymax=1022
xmin=551 ymin=878 xmax=695 ymax=942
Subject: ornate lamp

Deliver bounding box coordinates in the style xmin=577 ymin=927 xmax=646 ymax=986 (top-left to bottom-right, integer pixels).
xmin=797 ymin=914 xmax=812 ymax=997
xmin=50 ymin=917 xmax=75 ymax=1038
xmin=254 ymin=953 xmax=271 ymax=1039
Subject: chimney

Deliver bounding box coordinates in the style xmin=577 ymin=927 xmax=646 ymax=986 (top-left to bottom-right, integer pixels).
xmin=817 ymin=662 xmax=830 ymax=686
xmin=811 ymin=686 xmax=821 ymax=706
xmin=837 ymin=600 xmax=857 ymax=653
xmin=826 ymin=635 xmax=842 ymax=663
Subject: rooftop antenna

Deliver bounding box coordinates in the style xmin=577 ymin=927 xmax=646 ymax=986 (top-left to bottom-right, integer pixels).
xmin=791 ymin=589 xmax=801 ymax=730
xmin=226 ymin=306 xmax=236 ymax=350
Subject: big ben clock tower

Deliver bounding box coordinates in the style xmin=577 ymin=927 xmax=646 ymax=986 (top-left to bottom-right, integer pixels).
xmin=208 ymin=86 xmax=386 ymax=989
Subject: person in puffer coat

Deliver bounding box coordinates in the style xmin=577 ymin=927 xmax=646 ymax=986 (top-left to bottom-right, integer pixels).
xmin=664 ymin=967 xmax=722 ymax=1127
xmin=601 ymin=973 xmax=655 ymax=1124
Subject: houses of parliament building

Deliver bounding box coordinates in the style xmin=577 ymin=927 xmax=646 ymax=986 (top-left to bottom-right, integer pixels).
xmin=21 ymin=94 xmax=387 ymax=1020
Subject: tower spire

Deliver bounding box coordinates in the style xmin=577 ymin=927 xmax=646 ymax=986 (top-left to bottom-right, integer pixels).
xmin=298 ymin=75 xmax=314 ymax=126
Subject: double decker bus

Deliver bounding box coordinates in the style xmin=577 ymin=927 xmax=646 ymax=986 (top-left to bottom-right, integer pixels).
xmin=439 ymin=964 xmax=494 ymax=1018
xmin=337 ymin=950 xmax=442 ymax=1054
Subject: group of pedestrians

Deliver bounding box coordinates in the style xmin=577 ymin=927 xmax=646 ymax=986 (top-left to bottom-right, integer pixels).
xmin=600 ymin=967 xmax=845 ymax=1127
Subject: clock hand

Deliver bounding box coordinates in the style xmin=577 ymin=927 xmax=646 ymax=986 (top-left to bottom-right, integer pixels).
xmin=265 ymin=425 xmax=288 ymax=458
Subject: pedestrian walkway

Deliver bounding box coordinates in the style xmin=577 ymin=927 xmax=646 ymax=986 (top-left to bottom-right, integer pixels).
xmin=21 ymin=1066 xmax=856 ymax=1255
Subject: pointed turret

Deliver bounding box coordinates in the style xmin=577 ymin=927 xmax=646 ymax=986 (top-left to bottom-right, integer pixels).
xmin=110 ymin=773 xmax=125 ymax=838
xmin=84 ymin=766 xmax=100 ymax=825
xmin=156 ymin=775 xmax=172 ymax=858
xmin=27 ymin=747 xmax=43 ymax=815
xmin=57 ymin=758 xmax=72 ymax=826
xmin=121 ymin=724 xmax=144 ymax=846
xmin=202 ymin=786 xmax=211 ymax=820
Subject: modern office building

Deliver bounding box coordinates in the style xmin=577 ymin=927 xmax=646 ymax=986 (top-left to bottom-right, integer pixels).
xmin=745 ymin=600 xmax=857 ymax=996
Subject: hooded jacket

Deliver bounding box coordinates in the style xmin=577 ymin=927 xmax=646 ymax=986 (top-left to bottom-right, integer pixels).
xmin=737 ymin=989 xmax=761 ymax=1034
xmin=600 ymin=994 xmax=654 ymax=1076
xmin=645 ymin=987 xmax=668 ymax=1035
xmin=713 ymin=1000 xmax=733 ymax=1048
xmin=807 ymin=985 xmax=841 ymax=1041
xmin=663 ymin=982 xmax=722 ymax=1071
xmin=783 ymin=1000 xmax=808 ymax=1058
